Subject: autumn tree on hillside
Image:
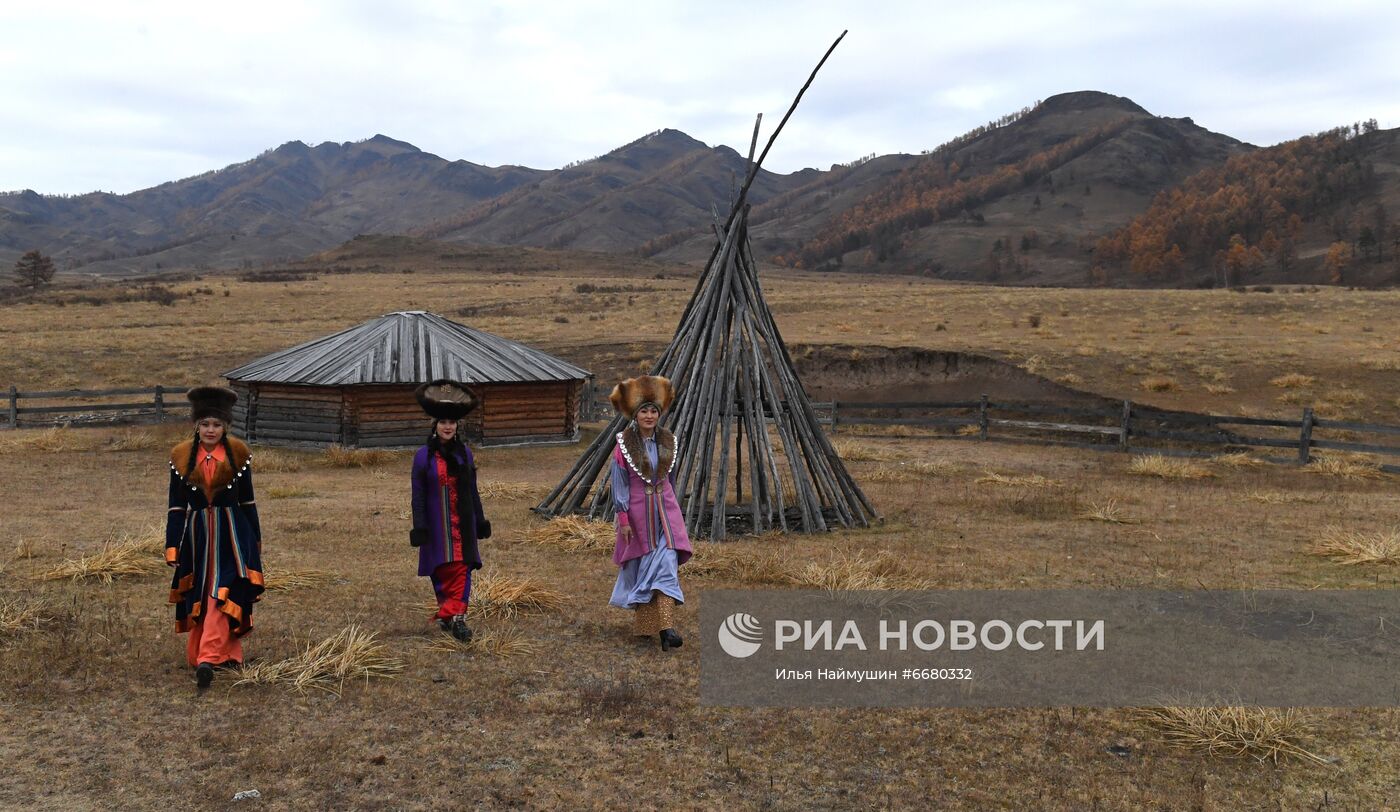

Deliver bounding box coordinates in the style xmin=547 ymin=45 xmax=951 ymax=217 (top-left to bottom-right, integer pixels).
xmin=1089 ymin=127 xmax=1376 ymax=285
xmin=13 ymin=250 xmax=55 ymax=290
xmin=779 ymin=116 xmax=1137 ymax=269
xmin=1324 ymin=241 xmax=1354 ymax=284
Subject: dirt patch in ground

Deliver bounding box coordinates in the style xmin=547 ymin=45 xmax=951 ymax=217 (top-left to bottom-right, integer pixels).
xmin=792 ymin=344 xmax=1113 ymax=405
xmin=549 ymin=341 xmax=1116 ymax=407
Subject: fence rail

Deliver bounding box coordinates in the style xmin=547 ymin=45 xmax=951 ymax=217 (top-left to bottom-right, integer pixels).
xmin=12 ymin=384 xmax=1400 ymax=475
xmin=5 ymin=385 xmax=186 ymax=428
xmin=573 ymin=387 xmax=1400 ymax=472
xmin=805 ymin=398 xmax=1400 ymax=474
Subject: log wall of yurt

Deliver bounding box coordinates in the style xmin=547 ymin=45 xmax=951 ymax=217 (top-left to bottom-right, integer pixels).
xmin=230 ymin=382 xmax=251 ymax=433
xmin=232 ymin=383 xmax=345 ymax=446
xmin=230 ymin=380 xmax=584 ymax=448
xmin=343 ymin=386 xmax=485 ymax=448
xmin=479 ymin=381 xmax=583 ymax=444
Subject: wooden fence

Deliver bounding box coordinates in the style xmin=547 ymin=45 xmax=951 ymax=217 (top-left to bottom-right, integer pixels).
xmin=578 ymin=389 xmax=1400 ymax=474
xmin=808 ymin=397 xmax=1400 ymax=474
xmin=5 ymin=385 xmax=186 ymax=428
xmin=11 ymin=384 xmax=1400 ymax=475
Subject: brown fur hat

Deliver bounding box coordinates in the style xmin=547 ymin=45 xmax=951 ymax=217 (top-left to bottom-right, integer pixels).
xmin=187 ymin=386 xmax=238 ymax=424
xmin=609 ymin=375 xmax=674 ymax=417
xmin=415 ymin=379 xmax=479 ymax=420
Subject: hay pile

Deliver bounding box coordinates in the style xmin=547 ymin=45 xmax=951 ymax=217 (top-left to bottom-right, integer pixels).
xmin=263 ymin=569 xmax=340 ymax=592
xmin=1134 ymin=706 xmax=1326 ymax=765
xmin=470 ymin=574 xmax=566 ymax=619
xmin=1126 ymin=455 xmax=1214 ymax=480
xmin=428 ymin=626 xmax=538 ymax=658
xmin=526 ymin=516 xmax=614 ymax=553
xmin=39 ymin=528 xmax=165 ymax=583
xmin=786 ymin=549 xmax=928 ymax=591
xmin=478 ymin=481 xmax=543 ymax=500
xmin=1309 ymin=527 xmax=1400 ymax=565
xmin=0 ymin=596 xmax=56 ymax=636
xmin=103 ymin=428 xmax=163 ymax=452
xmin=233 ymin=625 xmax=404 ymax=695
xmin=685 ymin=539 xmax=789 ymax=585
xmin=1305 ymin=455 xmax=1384 ymax=480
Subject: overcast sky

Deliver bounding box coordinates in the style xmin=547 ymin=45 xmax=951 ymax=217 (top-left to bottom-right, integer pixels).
xmin=3 ymin=0 xmax=1398 ymax=196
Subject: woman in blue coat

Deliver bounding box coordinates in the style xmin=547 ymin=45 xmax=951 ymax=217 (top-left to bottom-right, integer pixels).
xmin=410 ymin=379 xmax=490 ymax=642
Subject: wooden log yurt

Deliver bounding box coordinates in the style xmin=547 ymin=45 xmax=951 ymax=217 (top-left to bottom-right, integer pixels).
xmin=222 ymin=311 xmax=590 ymax=448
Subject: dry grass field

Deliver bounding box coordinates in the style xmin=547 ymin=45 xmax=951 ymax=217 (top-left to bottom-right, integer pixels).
xmin=2 ymin=245 xmax=1400 ymax=809
xmin=2 ymin=239 xmax=1398 ymax=422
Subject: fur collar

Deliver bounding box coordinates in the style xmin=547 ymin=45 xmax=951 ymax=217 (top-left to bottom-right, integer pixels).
xmin=170 ymin=436 xmax=251 ymax=494
xmin=616 ymin=426 xmax=676 ymax=484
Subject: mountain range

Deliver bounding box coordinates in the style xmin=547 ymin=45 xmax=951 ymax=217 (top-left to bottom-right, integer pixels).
xmin=2 ymin=91 xmax=1396 ymax=286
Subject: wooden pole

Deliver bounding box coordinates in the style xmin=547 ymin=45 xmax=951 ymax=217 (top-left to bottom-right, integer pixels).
xmin=979 ymin=394 xmax=989 ymax=440
xmin=7 ymin=385 xmax=16 ymax=429
xmin=739 ymin=327 xmax=781 ymax=531
xmin=735 ymin=410 xmax=743 ymax=507
xmin=709 ymin=326 xmax=743 ymax=539
xmin=1119 ymin=399 xmax=1131 ymax=452
xmin=154 ymin=384 xmax=165 ymax=423
xmin=1299 ymin=407 xmax=1315 ymax=465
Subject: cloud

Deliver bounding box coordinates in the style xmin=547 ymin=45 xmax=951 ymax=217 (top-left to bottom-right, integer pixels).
xmin=1 ymin=0 xmax=1397 ymax=195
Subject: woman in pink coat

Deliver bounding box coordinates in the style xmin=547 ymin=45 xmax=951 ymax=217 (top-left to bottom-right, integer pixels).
xmin=607 ymin=375 xmax=693 ymax=651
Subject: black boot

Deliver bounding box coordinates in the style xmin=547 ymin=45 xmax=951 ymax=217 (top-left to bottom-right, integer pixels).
xmin=659 ymin=628 xmax=683 ymax=651
xmin=196 ymin=662 xmax=215 ymax=690
xmin=450 ymin=615 xmax=473 ymax=643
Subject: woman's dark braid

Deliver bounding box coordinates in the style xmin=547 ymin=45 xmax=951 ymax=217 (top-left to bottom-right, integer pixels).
xmin=185 ymin=429 xmax=200 ymax=477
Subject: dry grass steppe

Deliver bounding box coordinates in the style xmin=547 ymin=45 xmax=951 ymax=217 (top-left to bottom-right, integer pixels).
xmin=2 ymin=246 xmax=1399 ymax=808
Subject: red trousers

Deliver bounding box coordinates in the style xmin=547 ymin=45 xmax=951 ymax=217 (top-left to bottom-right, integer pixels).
xmin=431 ymin=561 xmax=471 ymax=620
xmin=184 ymin=512 xmax=243 ymax=667
xmin=186 ymin=593 xmax=242 ymax=667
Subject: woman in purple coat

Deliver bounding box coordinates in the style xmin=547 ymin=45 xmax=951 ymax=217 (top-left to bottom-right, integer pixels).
xmin=410 ymin=379 xmax=490 ymax=642
xmin=608 ymin=375 xmax=693 ymax=651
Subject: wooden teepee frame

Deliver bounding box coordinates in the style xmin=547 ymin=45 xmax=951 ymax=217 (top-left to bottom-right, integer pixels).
xmin=534 ymin=32 xmax=877 ymax=540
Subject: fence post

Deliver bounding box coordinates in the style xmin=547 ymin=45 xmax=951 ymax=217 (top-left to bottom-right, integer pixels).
xmin=1298 ymin=407 xmax=1315 ymax=465
xmin=978 ymin=394 xmax=989 ymax=441
xmin=7 ymin=385 xmax=16 ymax=429
xmin=830 ymin=401 xmax=839 ymax=434
xmin=1119 ymin=399 xmax=1132 ymax=452
xmin=154 ymin=385 xmax=164 ymax=422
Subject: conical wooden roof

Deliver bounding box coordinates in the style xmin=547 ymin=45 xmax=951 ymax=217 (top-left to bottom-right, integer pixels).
xmin=223 ymin=311 xmax=589 ymax=385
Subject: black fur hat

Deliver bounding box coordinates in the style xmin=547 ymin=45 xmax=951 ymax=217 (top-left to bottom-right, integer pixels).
xmin=415 ymin=379 xmax=479 ymax=420
xmin=187 ymin=386 xmax=238 ymax=424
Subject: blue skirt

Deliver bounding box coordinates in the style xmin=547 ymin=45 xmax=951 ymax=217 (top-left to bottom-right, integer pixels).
xmin=610 ymin=539 xmax=684 ymax=609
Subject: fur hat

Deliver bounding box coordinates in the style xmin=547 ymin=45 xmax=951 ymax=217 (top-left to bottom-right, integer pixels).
xmin=609 ymin=375 xmax=674 ymax=417
xmin=415 ymin=379 xmax=479 ymax=420
xmin=187 ymin=386 xmax=238 ymax=424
